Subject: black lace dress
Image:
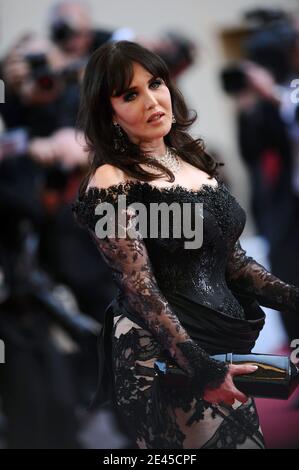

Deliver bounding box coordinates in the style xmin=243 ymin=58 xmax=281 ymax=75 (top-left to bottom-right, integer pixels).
xmin=72 ymin=176 xmax=299 ymax=449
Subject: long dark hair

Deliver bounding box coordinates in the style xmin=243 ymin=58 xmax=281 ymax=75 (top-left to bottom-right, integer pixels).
xmin=77 ymin=40 xmax=224 ymax=195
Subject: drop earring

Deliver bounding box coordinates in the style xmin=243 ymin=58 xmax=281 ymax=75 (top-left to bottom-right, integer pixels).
xmin=113 ymin=122 xmax=127 ymax=153
xmin=172 ymin=113 xmax=176 ymax=124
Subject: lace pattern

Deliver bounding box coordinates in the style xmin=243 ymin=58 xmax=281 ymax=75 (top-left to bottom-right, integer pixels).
xmin=72 ymin=180 xmax=229 ymax=391
xmin=72 ymin=179 xmax=299 ymax=375
xmin=70 ymin=177 xmax=294 ymax=448
xmin=226 ymin=240 xmax=299 ymax=315
xmin=112 ymin=314 xmax=265 ymax=448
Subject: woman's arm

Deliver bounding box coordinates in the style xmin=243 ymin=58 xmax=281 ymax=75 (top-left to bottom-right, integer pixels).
xmin=226 ymin=239 xmax=299 ymax=314
xmin=90 ymin=200 xmax=228 ymax=396
xmin=92 ymin=215 xmax=262 ymax=406
xmin=73 ymin=162 xmax=229 ymax=396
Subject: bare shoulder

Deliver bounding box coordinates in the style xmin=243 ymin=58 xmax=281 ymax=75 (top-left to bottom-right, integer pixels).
xmin=87 ymin=164 xmax=127 ymax=190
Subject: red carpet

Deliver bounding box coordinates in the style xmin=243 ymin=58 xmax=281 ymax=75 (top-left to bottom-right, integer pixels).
xmin=255 ymin=346 xmax=299 ymax=449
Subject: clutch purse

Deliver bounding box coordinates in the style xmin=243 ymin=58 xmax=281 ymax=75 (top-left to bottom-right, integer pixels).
xmin=154 ymin=352 xmax=299 ymax=400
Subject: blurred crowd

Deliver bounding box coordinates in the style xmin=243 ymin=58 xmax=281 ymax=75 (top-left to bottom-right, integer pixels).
xmin=0 ymin=1 xmax=298 ymax=449
xmin=220 ymin=8 xmax=299 ymax=345
xmin=0 ymin=0 xmax=196 ymax=448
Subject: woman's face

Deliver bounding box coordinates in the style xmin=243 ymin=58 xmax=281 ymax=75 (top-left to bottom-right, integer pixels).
xmin=110 ymin=62 xmax=173 ymax=146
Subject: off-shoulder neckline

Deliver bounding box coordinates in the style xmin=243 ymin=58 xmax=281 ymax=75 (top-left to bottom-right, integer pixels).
xmin=83 ymin=177 xmax=223 ymax=199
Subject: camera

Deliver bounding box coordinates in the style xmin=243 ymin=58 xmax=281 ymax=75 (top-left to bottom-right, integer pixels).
xmin=154 ymin=32 xmax=197 ymax=78
xmin=50 ymin=19 xmax=78 ymax=44
xmin=220 ymin=8 xmax=298 ymax=95
xmin=24 ymin=52 xmax=56 ymax=90
xmin=220 ymin=65 xmax=249 ymax=95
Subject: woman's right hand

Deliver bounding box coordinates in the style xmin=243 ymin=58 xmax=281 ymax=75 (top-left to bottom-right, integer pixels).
xmin=203 ymin=364 xmax=258 ymax=406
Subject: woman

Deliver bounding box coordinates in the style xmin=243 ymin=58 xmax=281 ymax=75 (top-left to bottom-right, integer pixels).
xmin=72 ymin=40 xmax=299 ymax=449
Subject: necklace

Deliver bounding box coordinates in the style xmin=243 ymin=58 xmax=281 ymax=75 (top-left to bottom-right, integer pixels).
xmin=144 ymin=147 xmax=182 ymax=174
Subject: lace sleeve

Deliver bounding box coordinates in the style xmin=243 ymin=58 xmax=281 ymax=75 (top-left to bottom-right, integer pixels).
xmin=226 ymin=239 xmax=299 ymax=315
xmin=72 ymin=184 xmax=228 ymax=395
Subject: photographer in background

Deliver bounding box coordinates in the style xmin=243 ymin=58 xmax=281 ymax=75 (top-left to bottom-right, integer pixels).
xmin=220 ymin=8 xmax=299 ymax=343
xmin=0 ymin=32 xmax=116 ymax=317
xmin=0 ymin=3 xmax=198 ymax=445
xmin=48 ymin=1 xmax=117 ymax=60
xmin=0 ymin=29 xmax=120 ymax=447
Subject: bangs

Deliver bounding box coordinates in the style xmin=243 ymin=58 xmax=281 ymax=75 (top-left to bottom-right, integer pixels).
xmin=108 ymin=59 xmax=134 ymax=98
xmin=106 ymin=48 xmax=170 ymax=98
